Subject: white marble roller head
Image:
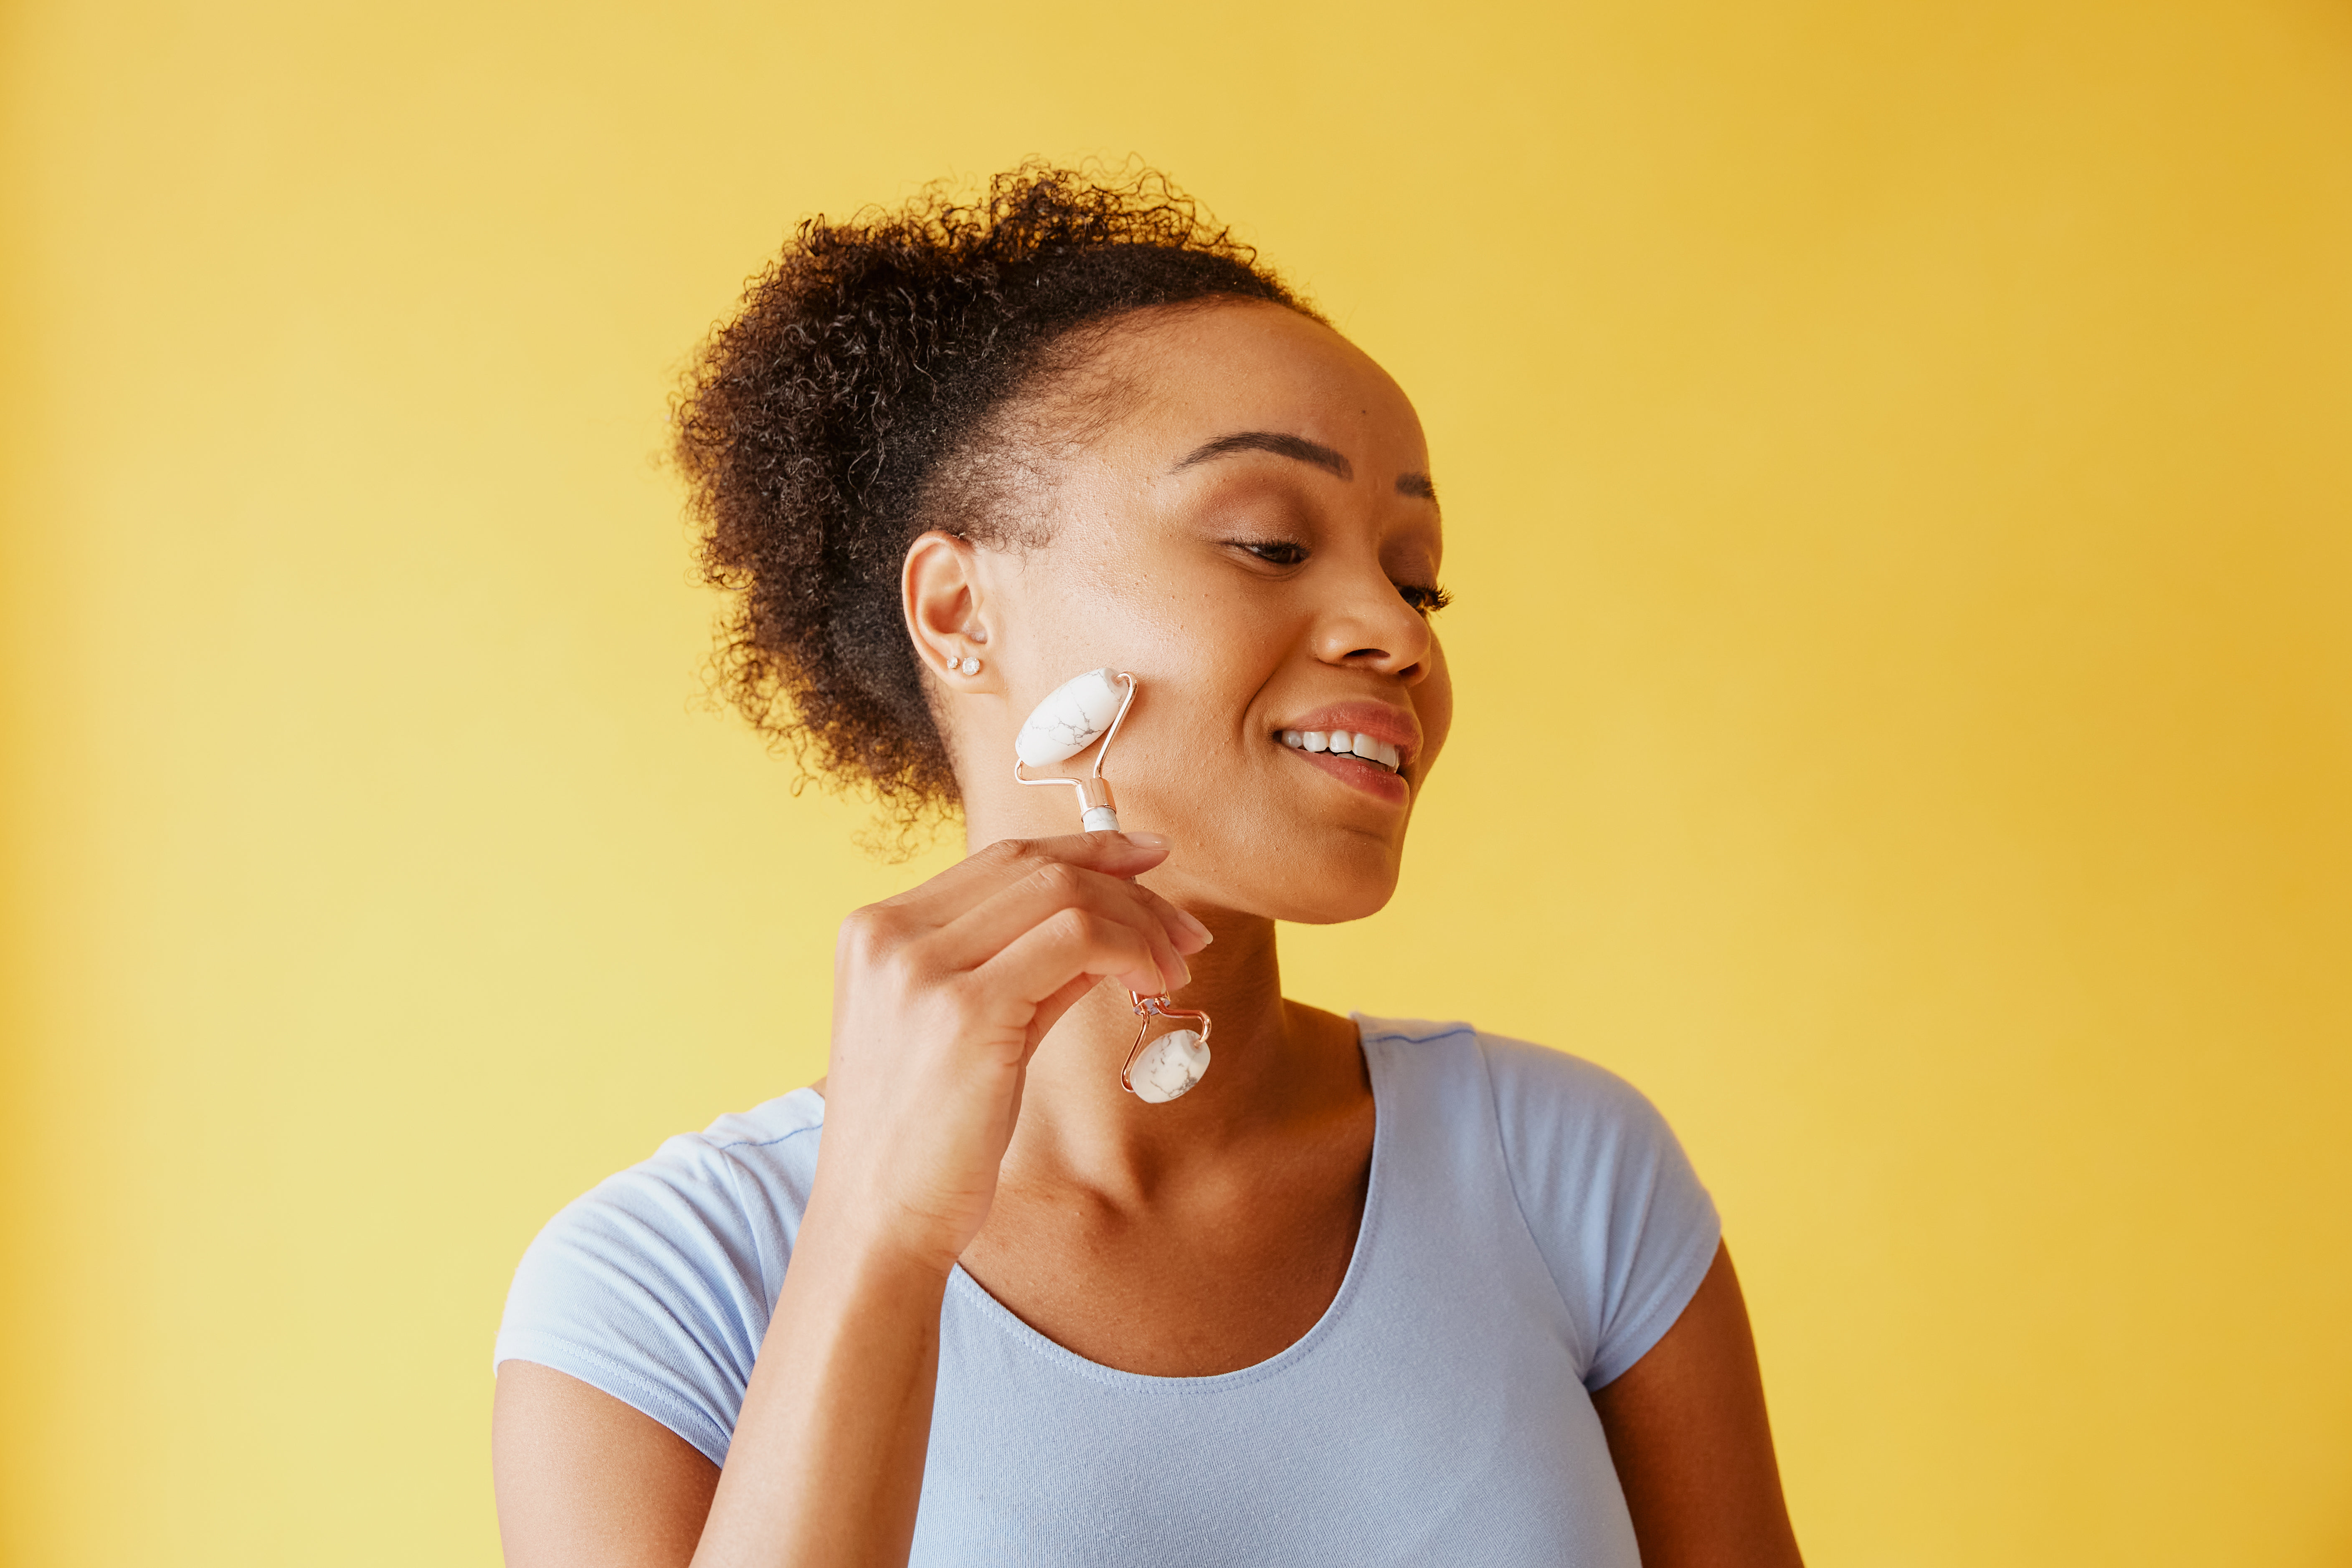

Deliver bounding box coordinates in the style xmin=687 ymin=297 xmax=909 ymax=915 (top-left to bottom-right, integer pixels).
xmin=1128 ymin=1028 xmax=1210 ymax=1103
xmin=1015 ymin=667 xmax=1127 ymax=768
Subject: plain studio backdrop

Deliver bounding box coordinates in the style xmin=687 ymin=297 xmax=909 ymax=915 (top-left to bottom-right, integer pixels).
xmin=4 ymin=1 xmax=2349 ymax=1563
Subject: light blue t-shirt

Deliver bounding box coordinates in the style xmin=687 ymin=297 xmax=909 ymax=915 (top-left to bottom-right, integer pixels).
xmin=495 ymin=1018 xmax=1721 ymax=1566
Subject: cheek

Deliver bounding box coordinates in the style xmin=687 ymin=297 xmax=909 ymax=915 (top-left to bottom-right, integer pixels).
xmin=1108 ymin=588 xmax=1292 ymax=742
xmin=1417 ymin=642 xmax=1456 ymax=767
xmin=1116 ymin=712 xmax=1411 ymax=924
xmin=1005 ymin=573 xmax=1135 ymax=678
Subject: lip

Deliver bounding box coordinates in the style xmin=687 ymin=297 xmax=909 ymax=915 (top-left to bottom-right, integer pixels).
xmin=1273 ymin=702 xmax=1424 ymax=771
xmin=1284 ymin=745 xmax=1412 ymax=806
xmin=1270 ymin=701 xmax=1422 ymax=807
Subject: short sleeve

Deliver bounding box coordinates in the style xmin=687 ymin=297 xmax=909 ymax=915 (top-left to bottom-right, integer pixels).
xmin=494 ymin=1126 xmax=809 ymax=1466
xmin=1480 ymin=1036 xmax=1721 ymax=1390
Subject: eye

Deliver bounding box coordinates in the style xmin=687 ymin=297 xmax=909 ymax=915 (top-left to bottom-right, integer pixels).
xmin=1232 ymin=539 xmax=1310 ymax=568
xmin=1398 ymin=582 xmax=1453 ymax=616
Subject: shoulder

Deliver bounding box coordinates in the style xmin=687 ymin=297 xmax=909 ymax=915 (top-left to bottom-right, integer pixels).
xmin=1358 ymin=1016 xmax=1720 ymax=1390
xmin=1354 ymin=1014 xmax=1668 ymax=1135
xmin=492 ymin=1088 xmax=826 ymax=1466
xmin=538 ymin=1088 xmax=825 ymax=1270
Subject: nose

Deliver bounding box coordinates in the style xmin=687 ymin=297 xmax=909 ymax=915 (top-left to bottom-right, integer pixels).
xmin=1313 ymin=565 xmax=1435 ymax=683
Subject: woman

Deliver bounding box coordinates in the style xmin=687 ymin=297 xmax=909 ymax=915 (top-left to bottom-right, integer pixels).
xmin=492 ymin=167 xmax=1804 ymax=1568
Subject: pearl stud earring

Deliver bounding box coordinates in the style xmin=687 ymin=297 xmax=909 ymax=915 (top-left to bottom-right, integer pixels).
xmin=957 ymin=656 xmax=981 ymax=676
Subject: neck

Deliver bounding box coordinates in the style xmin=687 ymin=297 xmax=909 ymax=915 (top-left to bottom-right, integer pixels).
xmin=996 ymin=902 xmax=1366 ymax=1195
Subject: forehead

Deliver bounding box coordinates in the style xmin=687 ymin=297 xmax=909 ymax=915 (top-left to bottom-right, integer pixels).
xmin=1072 ymin=301 xmax=1429 ymax=470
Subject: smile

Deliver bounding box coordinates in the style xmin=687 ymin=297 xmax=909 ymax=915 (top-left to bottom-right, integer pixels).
xmin=1279 ymin=729 xmax=1403 ymax=773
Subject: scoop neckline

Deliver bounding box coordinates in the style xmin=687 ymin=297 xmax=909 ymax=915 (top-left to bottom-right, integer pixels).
xmin=945 ymin=1017 xmax=1390 ymax=1394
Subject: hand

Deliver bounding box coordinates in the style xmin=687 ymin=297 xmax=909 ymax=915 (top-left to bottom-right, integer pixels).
xmin=808 ymin=831 xmax=1213 ymax=1274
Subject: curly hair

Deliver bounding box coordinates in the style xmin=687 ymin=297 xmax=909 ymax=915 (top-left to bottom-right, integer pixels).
xmin=672 ymin=163 xmax=1313 ymax=819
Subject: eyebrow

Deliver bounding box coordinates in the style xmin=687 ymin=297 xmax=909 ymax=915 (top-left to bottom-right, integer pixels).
xmin=1174 ymin=431 xmax=1353 ymax=481
xmin=1173 ymin=431 xmax=1438 ymax=502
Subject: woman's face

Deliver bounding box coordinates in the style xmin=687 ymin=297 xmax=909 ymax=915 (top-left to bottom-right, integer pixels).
xmin=920 ymin=300 xmax=1452 ymax=925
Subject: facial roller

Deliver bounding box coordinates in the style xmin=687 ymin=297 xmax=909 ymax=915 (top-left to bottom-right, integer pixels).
xmin=1013 ymin=667 xmax=1212 ymax=1103
xmin=1014 ymin=666 xmax=1135 ymax=833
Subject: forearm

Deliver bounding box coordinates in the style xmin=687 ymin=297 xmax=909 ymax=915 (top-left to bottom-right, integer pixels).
xmin=690 ymin=1195 xmax=951 ymax=1568
xmin=680 ymin=832 xmax=1199 ymax=1566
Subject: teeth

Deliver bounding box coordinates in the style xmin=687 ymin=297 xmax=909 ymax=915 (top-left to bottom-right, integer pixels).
xmin=1280 ymin=729 xmax=1402 ymax=773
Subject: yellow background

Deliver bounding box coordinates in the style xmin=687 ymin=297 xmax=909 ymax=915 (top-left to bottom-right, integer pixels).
xmin=5 ymin=0 xmax=2349 ymax=1562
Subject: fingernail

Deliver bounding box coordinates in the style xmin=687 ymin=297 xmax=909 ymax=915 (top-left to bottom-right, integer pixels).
xmin=1178 ymin=911 xmax=1214 ymax=945
xmin=1121 ymin=831 xmax=1171 ymax=849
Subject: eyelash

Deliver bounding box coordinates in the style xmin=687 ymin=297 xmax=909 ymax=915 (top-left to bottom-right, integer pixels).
xmin=1232 ymin=540 xmax=1453 ymax=616
xmin=1237 ymin=540 xmax=1310 ymax=567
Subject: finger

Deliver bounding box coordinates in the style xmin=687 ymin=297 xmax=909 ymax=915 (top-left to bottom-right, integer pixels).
xmin=876 ymin=832 xmax=1174 ymax=930
xmin=1022 ymin=973 xmax=1108 ymax=1057
xmin=973 ymin=905 xmax=1171 ymax=1008
xmin=931 ymin=861 xmax=1198 ymax=985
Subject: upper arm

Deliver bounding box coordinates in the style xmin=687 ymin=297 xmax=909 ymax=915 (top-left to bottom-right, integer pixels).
xmin=1591 ymin=1244 xmax=1804 ymax=1568
xmin=1481 ymin=1037 xmax=1723 ymax=1382
xmin=493 ymin=1360 xmax=721 ymax=1568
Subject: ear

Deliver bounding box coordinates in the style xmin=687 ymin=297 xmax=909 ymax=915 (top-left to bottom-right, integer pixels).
xmin=902 ymin=530 xmax=999 ymax=691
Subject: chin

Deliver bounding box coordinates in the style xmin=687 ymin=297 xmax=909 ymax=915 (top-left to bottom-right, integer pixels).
xmin=1166 ymin=824 xmax=1407 ymax=926
xmin=1265 ymin=883 xmax=1400 ymax=926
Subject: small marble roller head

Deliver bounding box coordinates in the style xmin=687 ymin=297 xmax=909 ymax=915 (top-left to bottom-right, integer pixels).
xmin=1128 ymin=1028 xmax=1210 ymax=1103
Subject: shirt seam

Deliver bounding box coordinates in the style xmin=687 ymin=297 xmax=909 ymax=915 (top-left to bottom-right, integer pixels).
xmin=1475 ymin=1036 xmax=1591 ymax=1370
xmin=704 ymin=1119 xmax=824 ymax=1156
xmin=712 ymin=1145 xmax=780 ymax=1304
xmin=953 ymin=1270 xmax=1328 ymax=1396
xmin=1353 ymin=1015 xmax=1477 ymax=1048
